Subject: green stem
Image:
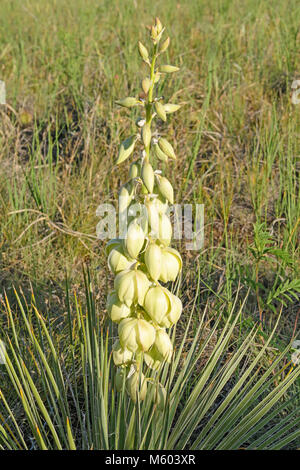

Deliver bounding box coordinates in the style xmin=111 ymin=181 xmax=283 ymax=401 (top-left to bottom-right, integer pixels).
xmin=145 ymin=44 xmax=157 ymax=161
xmin=148 ymin=44 xmax=157 ymax=103
xmin=135 ymin=351 xmax=143 ymax=371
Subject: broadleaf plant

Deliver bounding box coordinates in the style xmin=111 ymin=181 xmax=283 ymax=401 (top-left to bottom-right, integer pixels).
xmin=107 ymin=17 xmax=183 ymax=404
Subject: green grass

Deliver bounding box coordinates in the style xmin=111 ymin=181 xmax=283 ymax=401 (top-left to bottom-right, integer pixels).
xmin=0 ymin=0 xmax=299 ymax=449
xmin=0 ymin=275 xmax=299 ymax=450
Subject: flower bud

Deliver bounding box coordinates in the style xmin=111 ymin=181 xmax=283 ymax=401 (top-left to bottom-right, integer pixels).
xmin=144 ymin=242 xmax=162 ymax=281
xmin=160 ymin=293 xmax=182 ymax=328
xmin=119 ymin=318 xmax=155 ymax=352
xmin=107 ymin=292 xmax=131 ymax=323
xmin=158 ymin=137 xmax=176 ymax=160
xmin=115 ymin=368 xmax=126 ymax=392
xmin=158 ymin=213 xmax=172 ymax=246
xmin=145 ymin=200 xmax=160 ymax=237
xmin=158 ymin=176 xmax=174 ymax=204
xmin=142 ymin=123 xmax=151 ymax=148
xmin=116 ymin=135 xmax=137 ymax=164
xmin=155 ymin=101 xmax=166 ymax=121
xmin=126 ymin=370 xmax=147 ymax=402
xmin=108 ymin=247 xmax=133 ymax=273
xmin=119 ymin=318 xmax=138 ymax=351
xmin=116 ymin=97 xmax=139 ymax=108
xmin=142 ymin=77 xmax=152 ymax=94
xmin=138 ymin=41 xmax=149 ymax=62
xmin=164 ymin=103 xmax=181 ymax=113
xmin=159 ymin=247 xmax=182 ymax=283
xmin=151 ymin=25 xmax=158 ymax=40
xmin=154 ymin=142 xmax=168 ymax=163
xmin=144 ymin=285 xmax=172 ymax=324
xmin=155 ymin=17 xmax=163 ymax=34
xmin=152 ymin=383 xmax=167 ymax=412
xmin=160 ymin=37 xmax=170 ymax=53
xmin=129 ymin=160 xmax=141 ymax=179
xmin=160 ymin=65 xmax=180 ymax=73
xmin=144 ymin=329 xmax=173 ymax=369
xmin=114 ymin=269 xmax=151 ymax=307
xmin=141 ymin=161 xmax=154 ymax=193
xmin=125 ymin=220 xmax=145 ymax=259
xmin=119 ymin=181 xmax=134 ymax=213
xmin=113 ymin=340 xmax=133 ymax=366
xmin=137 ymin=319 xmax=156 ymax=351
xmin=155 ymin=329 xmax=173 ymax=361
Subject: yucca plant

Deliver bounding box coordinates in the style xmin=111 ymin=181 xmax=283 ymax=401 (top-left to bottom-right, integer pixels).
xmin=0 ymin=18 xmax=299 ymax=451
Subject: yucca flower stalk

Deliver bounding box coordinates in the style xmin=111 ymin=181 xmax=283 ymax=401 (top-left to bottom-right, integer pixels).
xmin=107 ymin=18 xmax=182 ymax=403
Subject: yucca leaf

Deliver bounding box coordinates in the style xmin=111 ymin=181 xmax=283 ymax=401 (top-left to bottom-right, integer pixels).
xmin=1 ymin=278 xmax=299 ymax=450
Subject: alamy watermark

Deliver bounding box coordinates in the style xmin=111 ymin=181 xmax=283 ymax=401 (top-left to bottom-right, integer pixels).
xmin=96 ymin=202 xmax=204 ymax=250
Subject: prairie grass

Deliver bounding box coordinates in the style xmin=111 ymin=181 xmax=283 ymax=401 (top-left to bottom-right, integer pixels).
xmin=0 ymin=0 xmax=299 ymax=449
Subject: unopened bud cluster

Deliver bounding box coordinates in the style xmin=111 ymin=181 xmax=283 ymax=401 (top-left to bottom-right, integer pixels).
xmin=107 ymin=18 xmax=182 ymax=406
